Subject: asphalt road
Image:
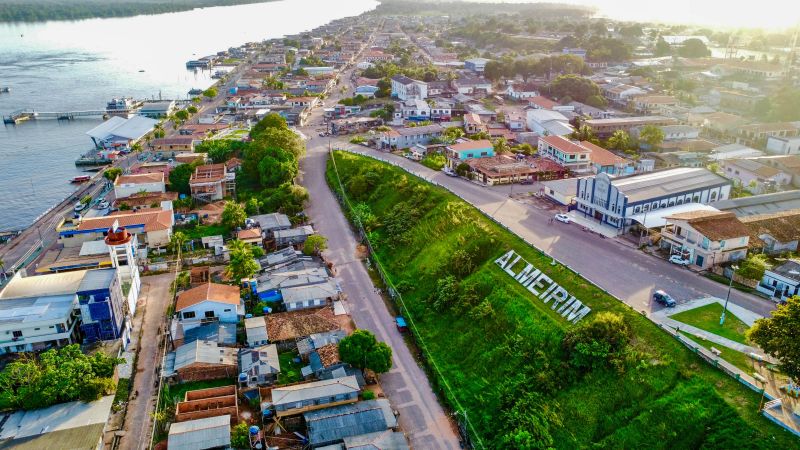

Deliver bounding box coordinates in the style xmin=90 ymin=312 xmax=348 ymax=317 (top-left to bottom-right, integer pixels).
xmin=334 ymin=145 xmax=779 ymax=319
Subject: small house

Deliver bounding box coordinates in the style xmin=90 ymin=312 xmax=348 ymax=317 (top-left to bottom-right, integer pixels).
xmin=176 ymin=282 xmax=243 ymax=323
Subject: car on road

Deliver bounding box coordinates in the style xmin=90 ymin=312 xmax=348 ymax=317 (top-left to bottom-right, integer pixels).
xmin=520 ymin=179 xmax=534 ymax=185
xmin=442 ymin=167 xmax=458 ymax=177
xmin=74 ymin=202 xmax=86 ymax=212
xmin=554 ymin=213 xmax=571 ymax=224
xmin=653 ymin=290 xmax=677 ymax=307
xmin=97 ymin=200 xmax=110 ymax=209
xmin=668 ymin=255 xmax=691 ymax=266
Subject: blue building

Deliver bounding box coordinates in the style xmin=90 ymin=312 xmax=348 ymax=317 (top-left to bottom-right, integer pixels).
xmin=77 ymin=268 xmax=126 ymax=342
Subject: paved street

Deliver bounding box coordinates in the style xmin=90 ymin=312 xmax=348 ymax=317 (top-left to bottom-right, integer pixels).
xmin=299 ymin=135 xmax=461 ymax=450
xmin=334 ymin=145 xmax=778 ymax=319
xmin=118 ymin=273 xmax=173 ymax=450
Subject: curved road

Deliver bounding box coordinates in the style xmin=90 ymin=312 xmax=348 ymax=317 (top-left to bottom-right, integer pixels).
xmin=331 ymin=144 xmax=778 ymax=319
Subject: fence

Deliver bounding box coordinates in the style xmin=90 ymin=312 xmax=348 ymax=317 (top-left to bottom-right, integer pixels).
xmin=329 ymin=147 xmax=800 ymax=440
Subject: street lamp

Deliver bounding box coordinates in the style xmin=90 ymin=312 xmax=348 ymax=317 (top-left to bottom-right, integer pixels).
xmin=720 ymin=264 xmax=738 ymax=325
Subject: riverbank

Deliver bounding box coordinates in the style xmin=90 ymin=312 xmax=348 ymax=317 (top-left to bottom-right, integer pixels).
xmin=0 ymin=0 xmax=279 ymax=23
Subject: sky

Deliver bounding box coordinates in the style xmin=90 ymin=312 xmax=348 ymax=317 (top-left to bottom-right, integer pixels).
xmin=463 ymin=0 xmax=800 ymax=30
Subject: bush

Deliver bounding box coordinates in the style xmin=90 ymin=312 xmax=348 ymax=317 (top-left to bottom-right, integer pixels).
xmin=562 ymin=312 xmax=630 ymax=372
xmin=736 ymin=254 xmax=768 ymax=280
xmin=362 ymin=390 xmax=376 ymax=400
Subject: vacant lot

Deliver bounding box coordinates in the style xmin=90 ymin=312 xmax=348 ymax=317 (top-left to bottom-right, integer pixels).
xmin=327 ymin=151 xmax=796 ymax=449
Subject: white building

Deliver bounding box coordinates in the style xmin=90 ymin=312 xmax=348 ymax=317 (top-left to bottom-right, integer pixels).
xmin=176 ymin=282 xmax=244 ymax=324
xmin=282 ymin=280 xmax=340 ymax=311
xmin=390 ymin=75 xmax=428 ymax=100
xmin=86 ymin=115 xmax=158 ymax=150
xmin=575 ymin=168 xmax=732 ymax=232
xmin=526 ymin=109 xmax=574 ymax=137
xmin=660 ymin=210 xmax=750 ymax=269
xmin=766 ymin=136 xmax=800 ymax=155
xmin=113 ymin=172 xmax=166 ymax=198
xmin=757 ymin=260 xmax=800 ymax=302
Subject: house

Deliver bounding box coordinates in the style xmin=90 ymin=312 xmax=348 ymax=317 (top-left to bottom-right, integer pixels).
xmin=330 ymin=117 xmax=384 ymax=135
xmin=177 ymin=282 xmax=243 ymax=323
xmin=139 ymin=100 xmax=176 ymax=118
xmin=527 ymin=96 xmax=559 ymax=111
xmin=712 ymin=190 xmax=800 ymax=217
xmin=504 ymin=113 xmax=526 ymax=131
xmin=651 ymin=125 xmax=700 ymax=142
xmin=239 ymin=344 xmax=280 ymax=386
xmin=753 ymin=155 xmax=800 ymax=187
xmin=379 ymin=124 xmax=444 ymax=150
xmin=342 ymin=431 xmax=410 ymax=450
xmin=446 ymin=139 xmax=495 ymax=169
xmin=307 ymin=343 xmax=346 ymax=379
xmin=163 ymin=340 xmax=238 ymax=382
xmin=114 ymin=172 xmax=165 ymax=198
xmin=756 ymin=260 xmax=800 ymax=301
xmin=630 ymin=95 xmax=679 ymax=114
xmin=584 ymin=141 xmax=633 ymax=175
xmin=575 ymin=168 xmax=731 ymax=232
xmin=363 ymin=50 xmax=393 ymax=62
xmin=189 ymin=164 xmax=236 ymax=201
xmin=738 ymin=122 xmax=800 ymax=148
xmin=174 ymin=385 xmax=238 ymax=424
xmin=465 ymin=154 xmax=566 ymax=185
xmin=396 ymin=98 xmax=431 ymax=120
xmin=526 ymin=109 xmax=573 ymax=137
xmin=463 ymin=112 xmax=485 ymax=134
xmin=354 ymin=85 xmax=380 ymax=98
xmin=717 ymin=89 xmax=765 ymax=112
xmin=149 ymin=137 xmax=196 ymax=156
xmin=721 ymin=159 xmax=792 ymax=193
xmin=271 ymin=375 xmax=360 ymax=417
xmin=601 ymin=83 xmax=646 ymax=107
xmin=237 ymin=227 xmax=263 ymax=247
xmin=282 ymin=280 xmax=340 ymax=311
xmin=303 ymin=399 xmax=398 ymax=448
xmin=464 ymin=57 xmax=490 ymax=73
xmin=707 ymin=143 xmax=764 ymax=161
xmin=289 ymin=96 xmax=320 ymax=108
xmin=265 ymin=306 xmax=340 ymax=348
xmin=297 ymin=330 xmax=347 ymax=357
xmin=427 ymin=80 xmax=453 ymax=96
xmin=250 ymin=212 xmax=291 ymax=236
xmin=0 ymin=395 xmax=113 ymax=449
xmin=766 ymin=136 xmax=800 ymax=156
xmin=568 ymin=101 xmax=612 ymax=119
xmin=740 ymin=209 xmax=800 ymax=254
xmin=86 ymin=115 xmax=158 ymax=150
xmin=274 ymin=225 xmax=315 ymax=247
xmin=537 ymin=135 xmax=592 ymax=172
xmin=453 ymin=76 xmax=493 ymax=95
xmin=660 ymin=210 xmax=750 ymax=268
xmin=584 ymin=116 xmax=678 ymax=139
xmin=541 ymin=177 xmax=583 ymax=205
xmin=505 ymin=83 xmax=538 ymax=100
xmin=59 ymin=209 xmax=174 ymax=249
xmin=170 ymin=320 xmax=237 ymax=348
xmin=168 ymin=415 xmax=232 ymax=450
xmin=244 ymin=316 xmax=269 ymax=347
xmin=390 ymin=75 xmax=427 ymax=100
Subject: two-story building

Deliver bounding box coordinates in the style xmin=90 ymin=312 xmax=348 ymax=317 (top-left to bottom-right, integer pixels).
xmin=390 ymin=75 xmax=427 ymax=100
xmin=379 ymin=124 xmax=444 ymax=150
xmin=464 ymin=58 xmax=490 ymax=73
xmin=59 ymin=209 xmax=174 ymax=249
xmin=537 ymin=135 xmax=592 ymax=172
xmin=574 ymin=168 xmax=731 ymax=232
xmin=660 ymin=210 xmax=750 ymax=268
xmin=149 ymin=137 xmax=196 ymax=157
xmin=740 ymin=209 xmax=800 ymax=254
xmin=446 ymin=139 xmax=495 ymax=169
xmin=176 ymin=282 xmax=244 ymax=324
xmin=113 ymin=173 xmax=165 ymax=199
xmin=721 ymin=159 xmax=792 ymax=194
xmin=189 ymin=164 xmax=236 ymax=201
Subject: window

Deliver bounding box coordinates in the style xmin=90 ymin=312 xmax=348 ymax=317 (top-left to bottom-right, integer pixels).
xmin=12 ymin=330 xmax=23 ymax=338
xmin=183 ymin=311 xmax=196 ymax=319
xmin=205 ymin=311 xmax=215 ymax=318
xmin=224 ymin=308 xmax=232 ymax=312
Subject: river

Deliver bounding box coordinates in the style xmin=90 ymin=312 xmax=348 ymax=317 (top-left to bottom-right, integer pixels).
xmin=0 ymin=0 xmax=377 ymax=231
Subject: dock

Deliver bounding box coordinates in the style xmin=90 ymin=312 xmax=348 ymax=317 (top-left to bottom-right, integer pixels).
xmin=3 ymin=109 xmax=110 ymax=124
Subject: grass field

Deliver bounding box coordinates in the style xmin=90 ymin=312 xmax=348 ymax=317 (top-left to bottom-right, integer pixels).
xmin=671 ymin=302 xmax=751 ymax=345
xmin=278 ymin=351 xmax=304 ymax=385
xmin=326 ymin=151 xmax=796 ymax=449
xmin=678 ymin=331 xmax=756 ymax=374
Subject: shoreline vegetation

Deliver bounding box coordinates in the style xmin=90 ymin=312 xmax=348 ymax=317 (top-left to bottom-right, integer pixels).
xmin=326 ymin=151 xmax=796 ymax=448
xmin=0 ymin=0 xmax=278 ymax=23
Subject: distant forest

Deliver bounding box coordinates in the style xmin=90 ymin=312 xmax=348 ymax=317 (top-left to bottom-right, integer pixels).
xmin=373 ymin=0 xmax=596 ymax=19
xmin=0 ymin=0 xmax=277 ymax=22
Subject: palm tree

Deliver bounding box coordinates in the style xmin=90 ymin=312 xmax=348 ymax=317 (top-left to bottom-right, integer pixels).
xmin=169 ymin=231 xmax=188 ymax=256
xmin=493 ymin=137 xmax=511 ymax=154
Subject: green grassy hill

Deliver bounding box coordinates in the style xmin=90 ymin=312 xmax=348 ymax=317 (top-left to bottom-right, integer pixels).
xmin=326 ymin=151 xmax=795 ymax=449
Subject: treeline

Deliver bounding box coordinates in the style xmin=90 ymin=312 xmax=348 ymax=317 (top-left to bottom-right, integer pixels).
xmin=374 ymin=0 xmax=594 ymax=19
xmin=0 ymin=0 xmax=276 ymax=22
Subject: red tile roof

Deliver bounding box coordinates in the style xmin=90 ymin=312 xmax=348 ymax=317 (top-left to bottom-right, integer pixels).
xmin=77 ymin=209 xmax=173 ymax=232
xmin=115 ymin=172 xmax=164 ymax=185
xmin=540 ymin=135 xmax=590 ymax=154
xmin=176 ymin=282 xmax=241 ymax=311
xmin=528 ymin=96 xmax=559 ymax=110
xmin=581 ymin=141 xmax=628 ymax=166
xmin=449 ymin=139 xmax=493 ymax=151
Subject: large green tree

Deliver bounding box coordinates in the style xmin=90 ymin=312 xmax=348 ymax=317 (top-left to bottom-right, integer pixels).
xmin=747 ymin=296 xmax=800 ymax=381
xmin=168 ymin=160 xmax=202 ymax=195
xmin=678 ymin=38 xmax=711 ymax=58
xmin=338 ymin=329 xmax=393 ymax=374
xmin=549 ymin=75 xmax=601 ymax=103
xmin=606 ymin=130 xmax=632 ymax=151
xmin=638 ymin=125 xmax=665 ymax=149
xmin=221 ymin=201 xmax=247 ymax=229
xmin=225 ymin=239 xmax=259 ymax=282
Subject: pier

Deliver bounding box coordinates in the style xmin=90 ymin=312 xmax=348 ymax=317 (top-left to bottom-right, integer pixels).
xmin=3 ymin=109 xmax=113 ymax=124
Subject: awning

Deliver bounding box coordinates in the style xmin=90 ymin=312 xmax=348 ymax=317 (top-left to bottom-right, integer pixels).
xmin=628 ymin=203 xmax=719 ymax=229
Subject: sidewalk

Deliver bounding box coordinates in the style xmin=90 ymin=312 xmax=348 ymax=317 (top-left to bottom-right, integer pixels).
xmin=659 ymin=317 xmax=760 ymax=353
xmin=565 ymin=211 xmax=621 ymax=238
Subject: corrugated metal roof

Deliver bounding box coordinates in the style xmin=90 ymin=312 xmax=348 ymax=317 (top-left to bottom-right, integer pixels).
xmin=77 ymin=268 xmax=117 ymax=293
xmin=344 ymin=430 xmax=410 ymax=450
xmin=281 ymin=280 xmax=339 ymax=304
xmin=304 ymin=399 xmax=396 ymax=446
xmin=172 ymin=340 xmax=237 ymax=371
xmin=0 ymin=270 xmax=88 ymax=299
xmin=168 ymin=415 xmax=231 ymax=450
xmin=245 ymin=316 xmax=268 ymax=344
xmin=272 ymin=375 xmax=359 ymax=407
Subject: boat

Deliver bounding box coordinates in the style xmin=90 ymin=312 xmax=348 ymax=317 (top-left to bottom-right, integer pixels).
xmin=188 ymin=88 xmax=203 ymax=96
xmin=106 ymin=97 xmax=138 ymax=117
xmin=0 ymin=87 xmax=9 ymax=93
xmin=138 ymin=69 xmax=145 ymax=72
xmin=70 ymin=175 xmax=91 ymax=183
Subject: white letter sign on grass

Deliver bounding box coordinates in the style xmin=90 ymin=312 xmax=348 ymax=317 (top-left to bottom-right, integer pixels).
xmin=495 ymin=250 xmax=591 ymax=324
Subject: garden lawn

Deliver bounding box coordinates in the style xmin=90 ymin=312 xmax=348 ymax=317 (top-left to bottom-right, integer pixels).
xmin=679 ymin=331 xmax=755 ymax=374
xmin=278 ymin=352 xmax=304 ymax=385
xmin=671 ymin=302 xmax=750 ymax=345
xmin=326 ymin=151 xmax=797 ymax=449
xmin=420 ymin=153 xmax=446 ymax=171
xmin=179 ymin=224 xmax=230 ymax=240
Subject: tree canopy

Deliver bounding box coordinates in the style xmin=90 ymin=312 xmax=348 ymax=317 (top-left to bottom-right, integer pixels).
xmin=221 ymin=201 xmax=247 ymax=229
xmin=747 ymin=296 xmax=800 ymax=381
xmin=338 ymin=329 xmax=393 ymax=374
xmin=549 ymin=75 xmax=601 ymax=104
xmin=678 ymin=38 xmax=711 ymax=58
xmin=225 ymin=239 xmax=259 ymax=282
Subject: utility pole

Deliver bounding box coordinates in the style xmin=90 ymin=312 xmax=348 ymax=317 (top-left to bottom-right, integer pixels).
xmin=720 ymin=265 xmax=738 ymax=325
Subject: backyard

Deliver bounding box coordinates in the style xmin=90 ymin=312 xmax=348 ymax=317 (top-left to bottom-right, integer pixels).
xmin=278 ymin=351 xmax=304 ymax=385
xmin=326 ymin=150 xmax=797 ymax=448
xmin=420 ymin=153 xmax=446 ymax=171
xmin=671 ymin=302 xmax=751 ymax=345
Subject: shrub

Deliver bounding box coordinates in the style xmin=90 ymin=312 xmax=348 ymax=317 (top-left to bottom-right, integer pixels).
xmin=562 ymin=312 xmax=630 ymax=372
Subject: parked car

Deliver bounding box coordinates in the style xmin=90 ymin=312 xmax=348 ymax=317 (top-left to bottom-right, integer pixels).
xmin=520 ymin=179 xmax=534 ymax=185
xmin=74 ymin=202 xmax=86 ymax=212
xmin=442 ymin=167 xmax=458 ymax=177
xmin=653 ymin=290 xmax=676 ymax=307
xmin=554 ymin=213 xmax=570 ymax=224
xmin=668 ymin=255 xmax=691 ymax=266
xmin=97 ymin=200 xmax=110 ymax=209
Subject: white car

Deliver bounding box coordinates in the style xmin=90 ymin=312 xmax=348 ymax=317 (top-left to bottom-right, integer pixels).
xmin=74 ymin=202 xmax=86 ymax=212
xmin=97 ymin=201 xmax=110 ymax=209
xmin=442 ymin=167 xmax=458 ymax=177
xmin=554 ymin=213 xmax=571 ymax=224
xmin=669 ymin=255 xmax=691 ymax=266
